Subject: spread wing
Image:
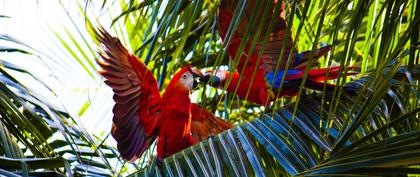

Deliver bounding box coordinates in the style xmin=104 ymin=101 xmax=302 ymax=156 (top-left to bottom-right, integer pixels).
xmin=217 ymin=0 xmax=331 ymax=74
xmin=96 ymin=28 xmax=161 ymax=161
xmin=190 ymin=103 xmax=232 ymax=141
xmin=217 ymin=0 xmax=295 ymax=72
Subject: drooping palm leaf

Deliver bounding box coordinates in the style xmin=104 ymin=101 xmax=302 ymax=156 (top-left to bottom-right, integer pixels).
xmin=1 ymin=0 xmax=418 ymax=176
xmin=0 ymin=34 xmax=119 ymax=176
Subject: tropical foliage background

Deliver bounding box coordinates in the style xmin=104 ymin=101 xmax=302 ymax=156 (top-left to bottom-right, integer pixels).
xmin=0 ymin=0 xmax=419 ymax=176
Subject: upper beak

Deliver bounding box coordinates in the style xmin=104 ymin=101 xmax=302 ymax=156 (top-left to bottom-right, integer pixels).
xmin=191 ymin=68 xmax=203 ymax=78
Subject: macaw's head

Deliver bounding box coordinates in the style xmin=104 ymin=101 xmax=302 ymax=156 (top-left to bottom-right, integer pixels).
xmin=167 ymin=65 xmax=203 ymax=93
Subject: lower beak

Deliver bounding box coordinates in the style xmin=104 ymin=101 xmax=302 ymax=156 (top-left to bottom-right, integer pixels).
xmin=193 ymin=79 xmax=199 ymax=90
xmin=191 ymin=68 xmax=203 ymax=90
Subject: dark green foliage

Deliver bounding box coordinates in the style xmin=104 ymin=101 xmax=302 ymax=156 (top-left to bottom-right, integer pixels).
xmin=0 ymin=0 xmax=419 ymax=176
xmin=131 ymin=67 xmax=419 ymax=176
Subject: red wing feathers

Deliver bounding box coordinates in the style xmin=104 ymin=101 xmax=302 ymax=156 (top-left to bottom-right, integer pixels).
xmin=217 ymin=0 xmax=296 ymax=73
xmin=190 ymin=103 xmax=232 ymax=141
xmin=215 ymin=0 xmax=359 ymax=104
xmin=96 ymin=28 xmax=161 ymax=161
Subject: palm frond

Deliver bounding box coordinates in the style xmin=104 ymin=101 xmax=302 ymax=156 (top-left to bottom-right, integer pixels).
xmin=0 ymin=35 xmax=119 ymax=176
xmin=131 ymin=65 xmax=419 ymax=176
xmin=0 ymin=0 xmax=418 ymax=176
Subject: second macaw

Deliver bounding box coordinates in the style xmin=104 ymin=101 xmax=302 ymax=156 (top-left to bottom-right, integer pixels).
xmin=204 ymin=0 xmax=358 ymax=106
xmin=96 ymin=28 xmax=232 ymax=161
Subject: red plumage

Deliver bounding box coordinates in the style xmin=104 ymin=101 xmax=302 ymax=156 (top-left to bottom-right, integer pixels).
xmin=96 ymin=28 xmax=232 ymax=161
xmin=206 ymin=0 xmax=358 ymax=105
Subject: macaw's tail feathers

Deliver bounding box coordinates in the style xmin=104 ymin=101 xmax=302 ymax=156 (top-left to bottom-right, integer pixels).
xmin=96 ymin=27 xmax=161 ymax=161
xmin=305 ymin=80 xmax=361 ymax=94
xmin=266 ymin=66 xmax=359 ymax=88
xmin=268 ymin=66 xmax=359 ymax=96
xmin=294 ymin=45 xmax=332 ymax=70
xmin=191 ymin=103 xmax=233 ymax=141
xmin=304 ymin=66 xmax=360 ymax=93
xmin=307 ymin=66 xmax=360 ymax=82
xmin=304 ymin=80 xmax=338 ymax=92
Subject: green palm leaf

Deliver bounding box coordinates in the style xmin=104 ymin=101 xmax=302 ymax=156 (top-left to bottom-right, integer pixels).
xmin=1 ymin=0 xmax=418 ymax=176
xmin=0 ymin=34 xmax=119 ymax=176
xmin=130 ymin=66 xmax=419 ymax=176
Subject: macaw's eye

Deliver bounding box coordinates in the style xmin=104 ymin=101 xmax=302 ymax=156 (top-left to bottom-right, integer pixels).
xmin=182 ymin=74 xmax=187 ymax=79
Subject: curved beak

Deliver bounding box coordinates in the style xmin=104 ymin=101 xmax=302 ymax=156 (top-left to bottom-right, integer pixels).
xmin=191 ymin=68 xmax=203 ymax=78
xmin=191 ymin=68 xmax=203 ymax=90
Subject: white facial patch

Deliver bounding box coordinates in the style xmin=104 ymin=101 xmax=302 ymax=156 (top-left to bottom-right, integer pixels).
xmin=179 ymin=71 xmax=194 ymax=91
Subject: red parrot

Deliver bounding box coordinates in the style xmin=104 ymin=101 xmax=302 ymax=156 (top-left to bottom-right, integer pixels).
xmin=204 ymin=0 xmax=358 ymax=105
xmin=95 ymin=28 xmax=232 ymax=161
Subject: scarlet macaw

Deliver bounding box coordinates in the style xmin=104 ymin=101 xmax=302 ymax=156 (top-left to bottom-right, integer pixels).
xmin=96 ymin=29 xmax=232 ymax=161
xmin=204 ymin=0 xmax=358 ymax=106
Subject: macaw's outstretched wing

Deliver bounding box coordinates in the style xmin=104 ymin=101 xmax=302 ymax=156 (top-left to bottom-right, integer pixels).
xmin=215 ymin=0 xmax=291 ymax=105
xmin=217 ymin=0 xmax=295 ymax=72
xmin=190 ymin=103 xmax=232 ymax=141
xmin=217 ymin=0 xmax=333 ymax=74
xmin=96 ymin=28 xmax=161 ymax=161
